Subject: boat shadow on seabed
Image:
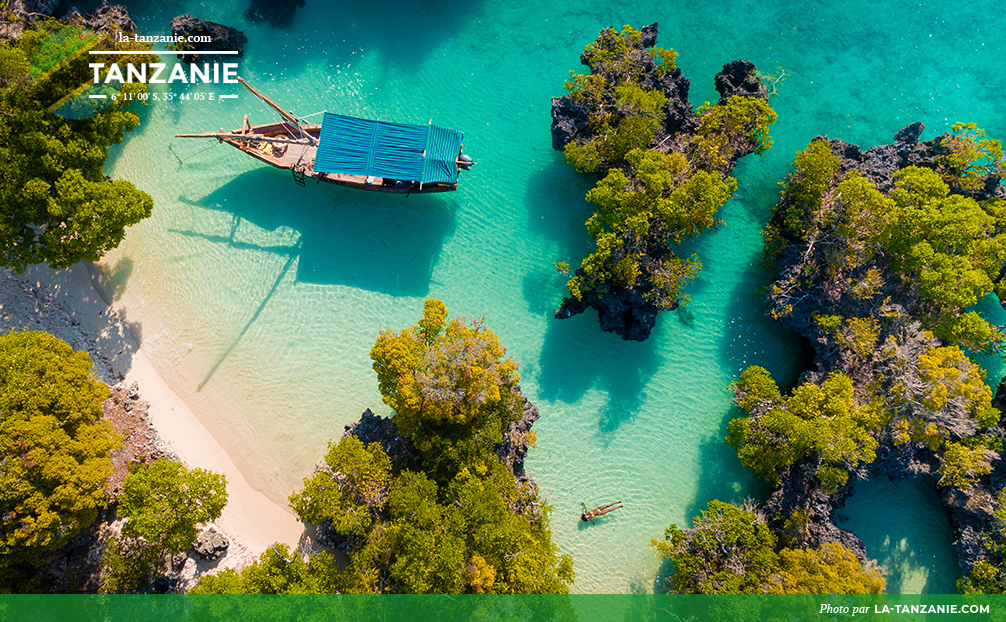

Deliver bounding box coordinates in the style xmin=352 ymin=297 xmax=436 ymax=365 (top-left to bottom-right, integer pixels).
xmin=172 ymin=165 xmax=458 ymax=297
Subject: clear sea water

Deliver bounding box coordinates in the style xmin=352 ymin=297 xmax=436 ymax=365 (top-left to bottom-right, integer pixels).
xmin=93 ymin=0 xmax=1006 ymax=593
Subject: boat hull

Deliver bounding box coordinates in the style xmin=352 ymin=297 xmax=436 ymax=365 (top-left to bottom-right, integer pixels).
xmin=218 ymin=121 xmax=458 ymax=194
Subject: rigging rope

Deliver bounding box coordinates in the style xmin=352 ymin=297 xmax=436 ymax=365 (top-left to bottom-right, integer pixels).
xmin=168 ymin=140 xmax=220 ymax=165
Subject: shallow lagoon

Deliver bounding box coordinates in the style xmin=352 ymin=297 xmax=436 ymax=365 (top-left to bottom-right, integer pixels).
xmin=97 ymin=0 xmax=1006 ymax=592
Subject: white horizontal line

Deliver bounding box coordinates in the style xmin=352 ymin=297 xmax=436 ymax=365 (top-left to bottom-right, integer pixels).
xmin=89 ymin=50 xmax=240 ymax=55
xmin=88 ymin=94 xmax=107 ymax=99
xmin=219 ymin=95 xmax=238 ymax=99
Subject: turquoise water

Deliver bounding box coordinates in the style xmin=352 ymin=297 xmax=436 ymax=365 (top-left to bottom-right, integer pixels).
xmin=96 ymin=0 xmax=1006 ymax=593
xmin=837 ymin=478 xmax=958 ymax=593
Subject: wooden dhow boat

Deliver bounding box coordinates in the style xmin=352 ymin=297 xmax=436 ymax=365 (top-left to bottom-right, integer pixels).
xmin=176 ymin=78 xmax=474 ymax=194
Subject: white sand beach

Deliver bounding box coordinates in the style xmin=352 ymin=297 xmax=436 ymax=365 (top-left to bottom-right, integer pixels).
xmin=0 ymin=262 xmax=304 ymax=562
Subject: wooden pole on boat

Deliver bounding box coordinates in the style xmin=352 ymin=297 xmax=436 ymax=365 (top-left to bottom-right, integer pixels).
xmin=236 ymin=77 xmax=318 ymax=145
xmin=174 ymin=133 xmax=312 ymax=144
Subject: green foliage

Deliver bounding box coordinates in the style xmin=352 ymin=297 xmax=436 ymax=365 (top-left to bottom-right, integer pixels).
xmin=357 ymin=463 xmax=573 ymax=594
xmin=563 ymin=141 xmax=602 ymax=173
xmin=887 ymin=342 xmax=998 ymax=452
xmin=937 ymin=441 xmax=992 ymax=490
xmin=563 ymin=83 xmax=667 ymax=171
xmin=959 ymin=490 xmax=1006 ymax=593
xmin=936 ymin=122 xmax=1004 ymax=194
xmin=0 ymin=330 xmax=119 ymax=567
xmin=835 ymin=317 xmax=880 ymax=358
xmin=652 ymin=501 xmax=886 ymax=594
xmin=568 ymin=149 xmax=735 ymax=307
xmin=878 ymin=166 xmax=1006 ymax=350
xmin=728 ymin=367 xmax=887 ymax=492
xmin=827 ymin=173 xmax=893 ymax=269
xmin=782 ymin=154 xmax=1006 ymax=353
xmin=269 ymin=301 xmax=574 ymax=595
xmin=958 ymin=560 xmax=1006 ymax=594
xmin=650 ymin=48 xmax=677 ymax=76
xmin=651 ymin=500 xmax=778 ymax=594
xmin=370 ymin=299 xmax=521 ymax=437
xmin=779 ymin=140 xmax=840 ymax=239
xmin=27 ymin=27 xmax=97 ymax=80
xmin=0 ymin=31 xmax=154 ymax=272
xmin=813 ymin=314 xmax=843 ymax=334
xmin=579 ymin=25 xmax=648 ymax=82
xmin=556 ymin=26 xmax=775 ymax=327
xmin=728 ymin=366 xmax=780 ymax=411
xmin=189 ymin=544 xmax=339 ymax=594
xmin=98 ymin=535 xmax=165 ymax=594
xmin=769 ymin=543 xmax=885 ymax=594
xmin=118 ymin=458 xmax=227 ymax=555
xmin=290 ymin=436 xmax=391 ymax=536
xmin=691 ymin=95 xmax=778 ymax=172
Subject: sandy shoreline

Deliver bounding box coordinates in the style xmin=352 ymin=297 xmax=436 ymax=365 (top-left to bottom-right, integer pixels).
xmin=0 ymin=262 xmax=304 ymax=565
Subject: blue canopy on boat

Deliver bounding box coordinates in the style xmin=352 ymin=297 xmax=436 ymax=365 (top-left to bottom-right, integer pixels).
xmin=314 ymin=112 xmax=464 ymax=185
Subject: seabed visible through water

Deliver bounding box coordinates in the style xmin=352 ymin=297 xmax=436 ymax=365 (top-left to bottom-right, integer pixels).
xmin=96 ymin=0 xmax=1006 ymax=592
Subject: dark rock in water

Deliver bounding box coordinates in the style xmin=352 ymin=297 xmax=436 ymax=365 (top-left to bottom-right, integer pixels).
xmin=193 ymin=528 xmax=229 ymax=560
xmin=549 ymin=22 xmax=772 ymax=342
xmin=171 ymin=14 xmax=247 ymax=63
xmin=714 ymin=60 xmax=768 ymax=103
xmin=639 ymin=22 xmax=659 ymax=48
xmin=676 ymin=305 xmax=695 ymax=326
xmin=763 ymin=459 xmax=869 ymax=561
xmin=764 ymin=121 xmax=1006 ymax=579
xmin=344 ymin=408 xmax=418 ymax=471
xmin=244 ymin=0 xmax=305 ymax=29
xmin=80 ymin=1 xmax=136 ymax=35
xmin=7 ymin=0 xmax=58 ymax=18
xmin=549 ymin=95 xmax=590 ymax=152
xmin=894 ymin=121 xmax=924 ymax=144
xmin=496 ymin=389 xmax=540 ymax=483
xmin=555 ymin=282 xmax=665 ymax=342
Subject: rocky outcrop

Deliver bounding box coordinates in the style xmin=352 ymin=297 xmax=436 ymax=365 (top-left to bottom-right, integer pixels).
xmin=763 ymin=124 xmax=1006 ymax=578
xmin=316 ymin=386 xmax=546 ymax=547
xmin=66 ymin=1 xmax=137 ymax=35
xmin=344 ymin=408 xmax=418 ymax=471
xmin=555 ymin=283 xmax=665 ymax=341
xmin=551 ymin=23 xmax=771 ymax=341
xmin=193 ymin=528 xmax=229 ymax=561
xmin=244 ymin=0 xmax=305 ymax=29
xmin=6 ymin=0 xmax=58 ymax=18
xmin=763 ymin=459 xmax=868 ymax=560
xmin=170 ymin=14 xmax=247 ymax=63
xmin=104 ymin=381 xmax=178 ymax=496
xmin=714 ymin=60 xmax=767 ymax=104
xmin=552 ymin=22 xmax=695 ymax=157
xmin=496 ymin=390 xmax=540 ymax=485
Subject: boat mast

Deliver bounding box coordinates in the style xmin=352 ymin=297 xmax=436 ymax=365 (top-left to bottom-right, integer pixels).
xmin=236 ymin=76 xmax=318 ymax=145
xmin=174 ymin=132 xmax=314 ymax=144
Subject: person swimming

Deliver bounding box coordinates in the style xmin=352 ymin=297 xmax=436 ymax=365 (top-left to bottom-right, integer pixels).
xmin=581 ymin=501 xmax=623 ymax=524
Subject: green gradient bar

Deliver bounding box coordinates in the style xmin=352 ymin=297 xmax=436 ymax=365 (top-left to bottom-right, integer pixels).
xmin=1 ymin=595 xmax=1005 ymax=622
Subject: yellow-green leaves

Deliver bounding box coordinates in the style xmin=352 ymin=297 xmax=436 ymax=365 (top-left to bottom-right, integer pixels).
xmin=780 ymin=139 xmax=840 ymax=239
xmin=0 ymin=331 xmax=119 ymax=566
xmin=371 ymin=299 xmax=519 ymax=434
xmin=937 ymin=441 xmax=993 ymax=490
xmin=937 ymin=122 xmax=1005 ymax=194
xmin=652 ymin=500 xmax=884 ymax=594
xmin=290 ymin=436 xmax=392 ymax=536
xmin=118 ymin=458 xmax=227 ymax=555
xmin=769 ymin=543 xmax=886 ymax=594
xmin=728 ymin=368 xmax=886 ymax=493
xmin=691 ymin=95 xmax=778 ymax=171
